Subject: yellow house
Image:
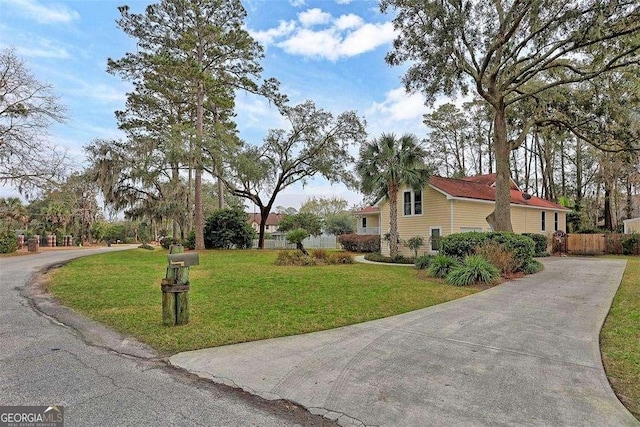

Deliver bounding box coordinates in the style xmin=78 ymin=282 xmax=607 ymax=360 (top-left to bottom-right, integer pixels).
xmin=370 ymin=174 xmax=569 ymax=257
xmin=623 ymin=218 xmax=640 ymax=234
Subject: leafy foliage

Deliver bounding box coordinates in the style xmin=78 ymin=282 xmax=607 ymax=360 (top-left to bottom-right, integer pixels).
xmin=440 ymin=232 xmax=488 ymax=259
xmin=522 ymin=233 xmax=549 ymax=257
xmin=278 ymin=213 xmax=322 ymax=237
xmin=406 ymin=236 xmax=425 ymax=257
xmin=522 ymin=259 xmax=544 ymax=275
xmin=475 ymin=241 xmax=518 ymax=275
xmin=204 ymin=208 xmax=256 ymax=249
xmin=0 ymin=233 xmax=18 ymax=254
xmin=364 ymin=252 xmax=415 ymax=264
xmin=414 ymin=254 xmax=434 ymax=270
xmin=324 ymin=212 xmax=355 ymax=236
xmin=338 ymin=234 xmax=380 ymax=253
xmin=621 ymin=233 xmax=639 ymax=256
xmin=275 ymin=250 xmax=355 ymax=266
xmin=160 ymin=236 xmax=180 ymax=250
xmin=446 ymin=256 xmax=500 ymax=286
xmin=183 ymin=230 xmax=196 ymax=250
xmin=428 ymin=255 xmax=460 ymax=278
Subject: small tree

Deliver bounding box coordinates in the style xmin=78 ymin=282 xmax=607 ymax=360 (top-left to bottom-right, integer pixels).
xmin=204 ymin=208 xmax=256 ymax=249
xmin=286 ymin=228 xmax=310 ymax=255
xmin=406 ymin=236 xmax=424 ymax=258
xmin=324 ymin=212 xmax=355 ymax=236
xmin=278 ymin=213 xmax=323 ymax=237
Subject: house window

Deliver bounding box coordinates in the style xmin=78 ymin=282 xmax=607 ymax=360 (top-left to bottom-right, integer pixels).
xmin=541 ymin=211 xmax=546 ymax=232
xmin=362 ymin=217 xmax=367 ymax=228
xmin=403 ymin=190 xmax=422 ymax=216
xmin=554 ymin=212 xmax=559 ymax=231
xmin=430 ymin=227 xmax=441 ymax=251
xmin=414 ymin=190 xmax=422 ymax=215
xmin=403 ymin=191 xmax=412 ymax=215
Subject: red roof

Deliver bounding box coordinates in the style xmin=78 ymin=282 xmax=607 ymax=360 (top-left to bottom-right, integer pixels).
xmin=354 ymin=206 xmax=380 ymax=215
xmin=461 ymin=173 xmax=520 ymax=190
xmin=430 ymin=175 xmax=568 ymax=210
xmin=247 ymin=212 xmax=284 ymax=226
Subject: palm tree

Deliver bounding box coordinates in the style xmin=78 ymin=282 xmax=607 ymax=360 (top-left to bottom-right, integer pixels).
xmin=356 ymin=133 xmax=430 ymax=258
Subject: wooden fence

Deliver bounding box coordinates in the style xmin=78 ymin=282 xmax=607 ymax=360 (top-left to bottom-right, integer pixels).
xmin=564 ymin=233 xmax=640 ymax=256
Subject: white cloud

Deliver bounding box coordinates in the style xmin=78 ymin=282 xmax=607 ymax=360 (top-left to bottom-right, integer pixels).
xmin=3 ymin=0 xmax=80 ymax=24
xmin=339 ymin=22 xmax=395 ymax=57
xmin=250 ymin=20 xmax=296 ymax=45
xmin=368 ymin=87 xmax=429 ymax=122
xmin=289 ymin=0 xmax=306 ymax=7
xmin=251 ymin=9 xmax=395 ymax=61
xmin=334 ymin=14 xmax=363 ymax=30
xmin=335 ymin=0 xmax=354 ymax=4
xmin=298 ymin=8 xmax=332 ymax=27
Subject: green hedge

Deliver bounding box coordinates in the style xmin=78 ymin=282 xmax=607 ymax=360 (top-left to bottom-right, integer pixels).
xmin=0 ymin=233 xmax=17 ymax=254
xmin=338 ymin=234 xmax=380 ymax=252
xmin=522 ymin=233 xmax=549 ymax=257
xmin=440 ymin=231 xmax=535 ymax=272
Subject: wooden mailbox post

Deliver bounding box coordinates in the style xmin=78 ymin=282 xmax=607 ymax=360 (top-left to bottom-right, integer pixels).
xmin=161 ymin=244 xmax=199 ymax=326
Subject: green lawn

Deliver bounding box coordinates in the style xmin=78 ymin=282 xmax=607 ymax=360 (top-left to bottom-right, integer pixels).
xmin=601 ymin=256 xmax=640 ymax=419
xmin=48 ymin=248 xmax=478 ymax=354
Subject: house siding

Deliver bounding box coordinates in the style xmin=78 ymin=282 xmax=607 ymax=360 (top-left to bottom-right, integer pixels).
xmin=380 ymin=186 xmax=451 ymax=256
xmin=624 ymin=218 xmax=640 ymax=234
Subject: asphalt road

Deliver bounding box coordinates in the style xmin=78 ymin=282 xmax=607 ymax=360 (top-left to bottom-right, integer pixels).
xmin=0 ymin=247 xmax=330 ymax=427
xmin=172 ymin=257 xmax=639 ymax=426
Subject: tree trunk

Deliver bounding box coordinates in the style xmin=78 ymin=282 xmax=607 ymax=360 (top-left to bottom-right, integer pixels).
xmin=487 ymin=106 xmax=513 ymax=232
xmin=575 ymin=137 xmax=583 ymax=212
xmin=217 ymin=177 xmax=225 ymax=209
xmin=194 ymin=81 xmax=205 ymax=250
xmin=258 ymin=206 xmax=270 ymax=249
xmin=604 ymin=183 xmax=613 ymax=231
xmin=389 ymin=187 xmax=399 ymax=257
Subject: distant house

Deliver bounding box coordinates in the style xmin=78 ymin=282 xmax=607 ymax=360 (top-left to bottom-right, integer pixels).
xmin=360 ymin=173 xmax=569 ymax=257
xmin=623 ymin=217 xmax=640 ymax=234
xmin=247 ymin=212 xmax=284 ymax=234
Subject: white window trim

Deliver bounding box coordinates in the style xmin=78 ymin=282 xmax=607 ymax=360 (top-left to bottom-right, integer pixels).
xmin=402 ymin=189 xmax=424 ymax=217
xmin=429 ymin=226 xmax=442 ymax=253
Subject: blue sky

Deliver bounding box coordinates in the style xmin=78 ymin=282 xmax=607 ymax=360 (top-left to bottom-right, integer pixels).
xmin=0 ymin=0 xmax=438 ymax=209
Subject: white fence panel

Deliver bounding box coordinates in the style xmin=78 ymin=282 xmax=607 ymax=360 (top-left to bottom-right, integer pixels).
xmin=253 ymin=236 xmax=338 ymax=249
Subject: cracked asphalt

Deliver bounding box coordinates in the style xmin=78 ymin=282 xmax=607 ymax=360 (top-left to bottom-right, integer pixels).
xmin=0 ymin=247 xmax=333 ymax=427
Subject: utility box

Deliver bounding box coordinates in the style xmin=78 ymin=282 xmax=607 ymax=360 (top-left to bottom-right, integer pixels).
xmin=161 ymin=245 xmax=197 ymax=326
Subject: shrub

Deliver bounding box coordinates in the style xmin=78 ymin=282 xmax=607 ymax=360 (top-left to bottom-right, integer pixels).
xmin=364 ymin=252 xmax=415 ymax=264
xmin=486 ymin=232 xmax=535 ymax=271
xmin=414 ymin=254 xmax=434 ymax=270
xmin=429 ymin=254 xmax=460 ymax=278
xmin=338 ymin=234 xmax=381 ymax=252
xmin=621 ymin=233 xmax=639 ymax=255
xmin=183 ymin=231 xmax=196 ymax=250
xmin=406 ymin=236 xmax=424 ymax=258
xmin=440 ymin=232 xmax=488 ymax=259
xmin=327 ymin=252 xmax=355 ymax=264
xmin=522 ymin=259 xmax=544 ymax=274
xmin=312 ymin=249 xmax=329 ymax=260
xmin=0 ymin=233 xmax=18 ymax=254
xmin=138 ymin=243 xmax=154 ymax=250
xmin=475 ymin=241 xmax=518 ymax=274
xmin=522 ymin=233 xmax=549 ymax=257
xmin=275 ymin=250 xmax=354 ymax=266
xmin=204 ymin=208 xmax=257 ymax=249
xmin=160 ymin=236 xmax=180 ymax=250
xmin=446 ymin=255 xmax=500 ymax=286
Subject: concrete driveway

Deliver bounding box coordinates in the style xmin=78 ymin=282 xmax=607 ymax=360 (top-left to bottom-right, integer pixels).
xmin=0 ymin=247 xmax=327 ymax=426
xmin=171 ymin=257 xmax=639 ymax=426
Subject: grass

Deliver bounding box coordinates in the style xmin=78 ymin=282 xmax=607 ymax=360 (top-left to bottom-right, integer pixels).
xmin=47 ymin=248 xmax=479 ymax=354
xmin=601 ymin=255 xmax=640 ymax=419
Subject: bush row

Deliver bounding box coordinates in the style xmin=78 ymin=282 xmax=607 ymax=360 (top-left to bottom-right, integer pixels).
xmin=275 ymin=250 xmax=355 ymax=266
xmin=440 ymin=231 xmax=535 ymax=272
xmin=364 ymin=252 xmax=415 ymax=264
xmin=338 ymin=234 xmax=380 ymax=252
xmin=0 ymin=233 xmax=18 ymax=254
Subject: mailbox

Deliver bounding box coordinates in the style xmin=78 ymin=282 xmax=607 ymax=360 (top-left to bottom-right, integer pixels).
xmin=167 ymin=252 xmax=199 ymax=267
